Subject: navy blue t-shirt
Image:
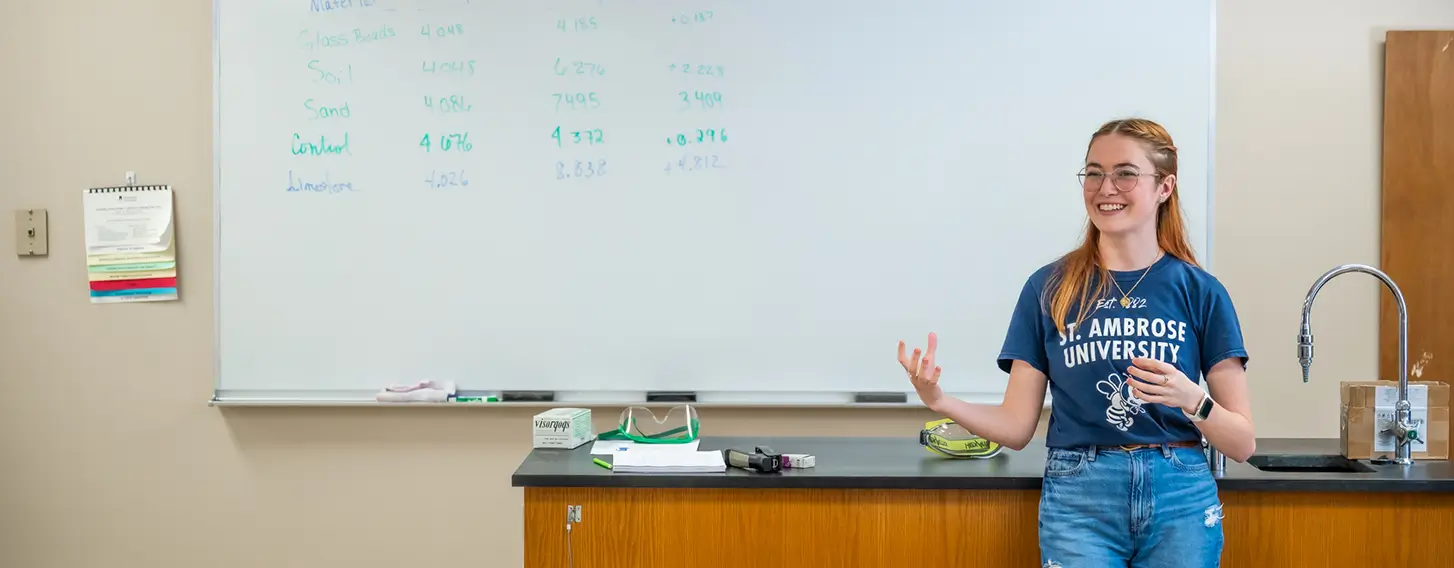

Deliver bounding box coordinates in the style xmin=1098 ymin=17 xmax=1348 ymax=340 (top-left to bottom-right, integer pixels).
xmin=997 ymin=254 xmax=1249 ymax=448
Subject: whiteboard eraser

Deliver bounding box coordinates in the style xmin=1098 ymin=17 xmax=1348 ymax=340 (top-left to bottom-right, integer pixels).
xmin=783 ymin=453 xmax=815 ymax=468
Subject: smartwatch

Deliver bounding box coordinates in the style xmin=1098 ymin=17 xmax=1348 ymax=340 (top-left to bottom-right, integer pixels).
xmin=1184 ymin=394 xmax=1214 ymax=422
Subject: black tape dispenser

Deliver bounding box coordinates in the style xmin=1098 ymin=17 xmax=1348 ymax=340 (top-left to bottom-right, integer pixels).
xmin=723 ymin=446 xmax=783 ymax=473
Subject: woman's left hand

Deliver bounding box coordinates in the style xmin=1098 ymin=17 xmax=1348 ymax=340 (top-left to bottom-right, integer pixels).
xmin=1127 ymin=357 xmax=1204 ymax=414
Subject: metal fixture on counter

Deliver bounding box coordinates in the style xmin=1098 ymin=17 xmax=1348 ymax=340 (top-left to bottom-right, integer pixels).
xmin=1204 ymin=438 xmax=1226 ymax=473
xmin=1298 ymin=264 xmax=1416 ymax=466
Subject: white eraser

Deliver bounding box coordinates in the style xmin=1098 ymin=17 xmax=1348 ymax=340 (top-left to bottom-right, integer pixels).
xmin=785 ymin=453 xmax=815 ymax=468
xmin=532 ymin=408 xmax=593 ymax=449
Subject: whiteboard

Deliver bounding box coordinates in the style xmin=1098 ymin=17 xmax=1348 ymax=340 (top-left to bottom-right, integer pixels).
xmin=214 ymin=0 xmax=1215 ymax=405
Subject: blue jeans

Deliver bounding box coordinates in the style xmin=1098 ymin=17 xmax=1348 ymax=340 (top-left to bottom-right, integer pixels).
xmin=1038 ymin=445 xmax=1224 ymax=568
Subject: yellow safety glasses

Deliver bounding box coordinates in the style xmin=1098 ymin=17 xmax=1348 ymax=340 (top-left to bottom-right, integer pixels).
xmin=919 ymin=418 xmax=1004 ymax=459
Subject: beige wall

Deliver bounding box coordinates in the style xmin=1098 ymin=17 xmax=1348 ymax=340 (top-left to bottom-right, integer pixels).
xmin=3 ymin=1 xmax=1453 ymax=566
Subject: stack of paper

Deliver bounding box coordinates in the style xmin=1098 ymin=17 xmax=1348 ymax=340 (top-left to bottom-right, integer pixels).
xmin=612 ymin=450 xmax=727 ymax=473
xmin=82 ymin=185 xmax=178 ymax=304
xmin=590 ymin=439 xmax=702 ymax=454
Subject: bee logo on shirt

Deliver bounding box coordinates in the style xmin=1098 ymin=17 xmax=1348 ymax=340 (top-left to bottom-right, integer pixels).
xmin=1096 ymin=373 xmax=1146 ymax=432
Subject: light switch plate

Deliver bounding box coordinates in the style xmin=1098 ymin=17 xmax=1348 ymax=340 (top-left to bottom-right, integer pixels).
xmin=15 ymin=209 xmax=48 ymax=256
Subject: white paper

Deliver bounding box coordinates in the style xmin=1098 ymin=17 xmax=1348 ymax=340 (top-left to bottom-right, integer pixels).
xmin=83 ymin=188 xmax=173 ymax=254
xmin=590 ymin=439 xmax=700 ymax=455
xmin=1373 ymin=384 xmax=1429 ymax=453
xmin=612 ymin=450 xmax=726 ymax=473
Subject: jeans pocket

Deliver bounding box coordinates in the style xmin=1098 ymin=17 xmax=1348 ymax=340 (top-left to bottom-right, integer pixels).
xmin=1169 ymin=447 xmax=1210 ymax=473
xmin=1044 ymin=448 xmax=1088 ymax=478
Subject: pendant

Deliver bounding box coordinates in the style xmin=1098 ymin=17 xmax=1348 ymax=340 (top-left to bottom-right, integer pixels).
xmin=1120 ymin=296 xmax=1131 ymax=308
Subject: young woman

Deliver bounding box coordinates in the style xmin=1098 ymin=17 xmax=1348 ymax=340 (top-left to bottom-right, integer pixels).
xmin=897 ymin=117 xmax=1255 ymax=567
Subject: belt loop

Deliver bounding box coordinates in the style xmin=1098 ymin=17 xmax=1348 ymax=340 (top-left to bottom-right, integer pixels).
xmin=1160 ymin=444 xmax=1172 ymax=458
xmin=1085 ymin=446 xmax=1098 ymax=462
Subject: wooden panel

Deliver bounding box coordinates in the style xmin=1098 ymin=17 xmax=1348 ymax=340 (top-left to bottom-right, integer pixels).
xmin=524 ymin=488 xmax=1454 ymax=568
xmin=525 ymin=487 xmax=1041 ymax=567
xmin=1220 ymin=491 xmax=1454 ymax=567
xmin=1381 ymin=30 xmax=1454 ymax=384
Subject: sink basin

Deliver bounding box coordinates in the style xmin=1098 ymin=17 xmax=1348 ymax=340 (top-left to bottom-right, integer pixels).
xmin=1247 ymin=454 xmax=1376 ymax=473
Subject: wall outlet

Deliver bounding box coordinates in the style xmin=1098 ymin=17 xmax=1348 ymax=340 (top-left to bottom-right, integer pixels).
xmin=567 ymin=505 xmax=581 ymax=523
xmin=15 ymin=209 xmax=47 ymax=256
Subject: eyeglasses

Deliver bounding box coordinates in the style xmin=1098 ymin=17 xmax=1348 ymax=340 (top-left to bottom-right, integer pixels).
xmin=1078 ymin=167 xmax=1159 ymax=193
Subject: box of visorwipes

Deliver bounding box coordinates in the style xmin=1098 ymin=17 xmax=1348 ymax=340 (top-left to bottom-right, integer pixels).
xmin=533 ymin=408 xmax=593 ymax=449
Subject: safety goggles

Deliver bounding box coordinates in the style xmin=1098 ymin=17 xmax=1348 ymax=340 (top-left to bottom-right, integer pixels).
xmin=919 ymin=418 xmax=1003 ymax=459
xmin=597 ymin=405 xmax=700 ymax=444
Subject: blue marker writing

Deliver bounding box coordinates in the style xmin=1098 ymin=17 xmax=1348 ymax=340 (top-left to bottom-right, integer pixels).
xmin=287 ymin=170 xmax=355 ymax=194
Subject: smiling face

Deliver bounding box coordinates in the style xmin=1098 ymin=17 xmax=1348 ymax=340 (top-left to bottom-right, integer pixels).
xmin=1079 ymin=133 xmax=1175 ymax=238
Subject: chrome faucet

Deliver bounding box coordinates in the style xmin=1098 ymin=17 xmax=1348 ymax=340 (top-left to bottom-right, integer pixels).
xmin=1299 ymin=264 xmax=1416 ymax=466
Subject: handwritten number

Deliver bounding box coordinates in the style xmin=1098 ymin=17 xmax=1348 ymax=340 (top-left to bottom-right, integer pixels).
xmin=421 ymin=23 xmax=463 ymax=38
xmin=664 ymin=155 xmax=724 ymax=174
xmin=424 ymin=170 xmax=469 ymax=189
xmin=555 ymin=159 xmax=607 ymax=180
xmin=424 ymin=95 xmax=470 ymax=113
xmin=666 ymin=129 xmax=727 ymax=147
xmin=553 ymin=127 xmax=604 ymax=147
xmin=420 ymin=133 xmax=472 ymax=152
xmin=556 ymin=16 xmax=598 ymax=32
xmin=553 ymin=93 xmax=600 ymax=110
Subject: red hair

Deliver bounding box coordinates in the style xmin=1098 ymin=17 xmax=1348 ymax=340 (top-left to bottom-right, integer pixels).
xmin=1045 ymin=118 xmax=1199 ymax=334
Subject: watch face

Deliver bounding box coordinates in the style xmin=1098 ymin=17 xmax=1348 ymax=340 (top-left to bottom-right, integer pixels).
xmin=1198 ymin=397 xmax=1213 ymax=418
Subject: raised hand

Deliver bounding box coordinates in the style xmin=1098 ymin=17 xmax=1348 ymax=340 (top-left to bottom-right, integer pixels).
xmin=898 ymin=332 xmax=944 ymax=410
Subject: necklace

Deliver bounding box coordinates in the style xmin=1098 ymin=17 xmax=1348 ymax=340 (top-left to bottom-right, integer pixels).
xmin=1110 ymin=251 xmax=1163 ymax=308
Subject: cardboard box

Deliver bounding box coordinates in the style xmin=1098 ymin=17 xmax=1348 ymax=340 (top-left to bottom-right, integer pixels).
xmin=532 ymin=408 xmax=594 ymax=449
xmin=1340 ymin=381 xmax=1449 ymax=460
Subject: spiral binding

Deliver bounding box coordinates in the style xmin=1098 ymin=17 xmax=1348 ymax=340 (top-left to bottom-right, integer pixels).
xmin=87 ymin=185 xmax=171 ymax=193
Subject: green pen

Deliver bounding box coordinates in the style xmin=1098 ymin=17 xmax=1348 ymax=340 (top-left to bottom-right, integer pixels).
xmin=592 ymin=458 xmax=612 ymax=470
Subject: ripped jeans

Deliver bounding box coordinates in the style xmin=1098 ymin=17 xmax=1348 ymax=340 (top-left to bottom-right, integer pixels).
xmin=1038 ymin=445 xmax=1224 ymax=568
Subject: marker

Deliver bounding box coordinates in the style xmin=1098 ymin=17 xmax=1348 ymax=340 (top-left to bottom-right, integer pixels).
xmin=452 ymin=396 xmax=498 ymax=403
xmin=592 ymin=458 xmax=612 ymax=470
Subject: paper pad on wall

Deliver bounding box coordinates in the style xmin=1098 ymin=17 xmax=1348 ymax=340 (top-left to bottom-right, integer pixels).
xmin=82 ymin=185 xmax=178 ymax=303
